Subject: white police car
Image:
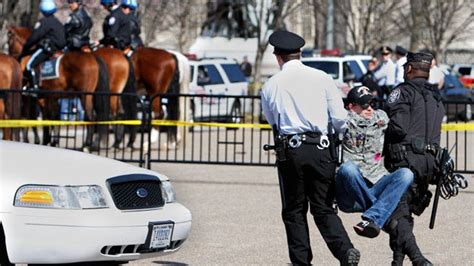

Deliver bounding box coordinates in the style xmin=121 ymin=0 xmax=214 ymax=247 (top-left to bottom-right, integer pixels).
xmin=0 ymin=141 xmax=191 ymax=265
xmin=301 ymin=55 xmax=369 ymax=97
xmin=189 ymin=58 xmax=248 ymax=122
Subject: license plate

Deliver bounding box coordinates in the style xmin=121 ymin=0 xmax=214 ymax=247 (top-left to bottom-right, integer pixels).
xmin=148 ymin=223 xmax=174 ymax=249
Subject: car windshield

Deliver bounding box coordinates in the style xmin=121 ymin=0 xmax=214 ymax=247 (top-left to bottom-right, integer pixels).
xmin=302 ymin=61 xmax=339 ymax=79
xmin=347 ymin=60 xmax=363 ymax=80
xmin=197 ymin=64 xmax=224 ymax=85
xmin=221 ymin=64 xmax=247 ymax=83
xmin=361 ymin=60 xmax=370 ymax=69
xmin=444 ymin=74 xmax=465 ymax=89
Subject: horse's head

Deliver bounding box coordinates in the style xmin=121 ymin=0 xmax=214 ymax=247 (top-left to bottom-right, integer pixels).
xmin=7 ymin=26 xmax=32 ymax=58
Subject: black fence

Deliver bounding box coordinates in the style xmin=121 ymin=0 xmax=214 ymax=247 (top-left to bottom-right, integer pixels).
xmin=0 ymin=89 xmax=473 ymax=173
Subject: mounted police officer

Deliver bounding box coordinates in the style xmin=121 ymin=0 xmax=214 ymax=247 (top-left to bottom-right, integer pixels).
xmin=19 ymin=0 xmax=66 ymax=90
xmin=384 ymin=52 xmax=445 ymax=266
xmin=261 ymin=30 xmax=359 ymax=266
xmin=99 ymin=0 xmax=131 ymax=50
xmin=121 ymin=0 xmax=143 ymax=50
xmin=64 ymin=0 xmax=93 ymax=51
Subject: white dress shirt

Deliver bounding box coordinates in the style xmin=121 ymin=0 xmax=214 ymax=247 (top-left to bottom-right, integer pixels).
xmin=395 ymin=56 xmax=407 ymax=85
xmin=374 ymin=59 xmax=396 ymax=86
xmin=261 ymin=59 xmax=347 ymax=135
xmin=429 ymin=65 xmax=445 ymax=86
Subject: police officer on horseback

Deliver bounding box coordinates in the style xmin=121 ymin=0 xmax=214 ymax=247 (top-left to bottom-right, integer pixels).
xmin=384 ymin=52 xmax=445 ymax=266
xmin=121 ymin=0 xmax=143 ymax=50
xmin=64 ymin=0 xmax=93 ymax=51
xmin=19 ymin=0 xmax=66 ymax=90
xmin=99 ymin=0 xmax=131 ymax=50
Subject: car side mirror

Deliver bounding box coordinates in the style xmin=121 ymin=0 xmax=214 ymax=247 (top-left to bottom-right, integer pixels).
xmin=343 ymin=73 xmax=356 ymax=82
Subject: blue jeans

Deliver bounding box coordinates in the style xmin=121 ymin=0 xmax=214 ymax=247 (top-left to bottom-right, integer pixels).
xmin=335 ymin=161 xmax=414 ymax=228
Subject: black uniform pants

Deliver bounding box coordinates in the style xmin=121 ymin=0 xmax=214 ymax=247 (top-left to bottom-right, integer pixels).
xmin=277 ymin=144 xmax=354 ymax=265
xmin=387 ymin=191 xmax=424 ymax=265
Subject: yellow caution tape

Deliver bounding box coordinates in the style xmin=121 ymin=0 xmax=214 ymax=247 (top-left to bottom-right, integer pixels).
xmin=0 ymin=119 xmax=473 ymax=131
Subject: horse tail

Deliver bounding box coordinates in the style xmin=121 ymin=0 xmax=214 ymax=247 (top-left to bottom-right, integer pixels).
xmin=94 ymin=56 xmax=110 ymax=122
xmin=122 ymin=55 xmax=137 ymax=118
xmin=168 ymin=54 xmax=180 ymax=120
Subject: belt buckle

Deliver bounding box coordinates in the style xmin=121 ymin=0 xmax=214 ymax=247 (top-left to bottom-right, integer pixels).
xmin=317 ymin=135 xmax=330 ymax=150
xmin=288 ymin=135 xmax=302 ymax=148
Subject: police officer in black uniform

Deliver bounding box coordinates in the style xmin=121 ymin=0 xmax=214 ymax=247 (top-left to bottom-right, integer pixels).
xmin=384 ymin=52 xmax=445 ymax=266
xmin=261 ymin=30 xmax=359 ymax=266
xmin=64 ymin=0 xmax=93 ymax=51
xmin=121 ymin=0 xmax=143 ymax=50
xmin=99 ymin=0 xmax=131 ymax=50
xmin=19 ymin=0 xmax=66 ymax=90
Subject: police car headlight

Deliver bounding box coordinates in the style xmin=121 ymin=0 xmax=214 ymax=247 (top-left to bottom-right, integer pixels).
xmin=14 ymin=185 xmax=108 ymax=209
xmin=160 ymin=181 xmax=176 ymax=203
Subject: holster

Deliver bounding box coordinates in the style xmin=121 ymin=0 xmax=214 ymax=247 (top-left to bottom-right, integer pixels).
xmin=39 ymin=38 xmax=54 ymax=56
xmin=388 ymin=143 xmax=407 ymax=162
xmin=410 ymin=190 xmax=432 ymax=216
xmin=274 ymin=135 xmax=288 ymax=162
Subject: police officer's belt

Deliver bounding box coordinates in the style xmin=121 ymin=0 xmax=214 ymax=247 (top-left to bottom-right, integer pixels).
xmin=284 ymin=132 xmax=330 ymax=149
xmin=403 ymin=143 xmax=438 ymax=155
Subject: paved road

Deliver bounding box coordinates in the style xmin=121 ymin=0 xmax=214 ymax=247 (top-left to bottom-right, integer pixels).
xmin=130 ymin=163 xmax=474 ymax=265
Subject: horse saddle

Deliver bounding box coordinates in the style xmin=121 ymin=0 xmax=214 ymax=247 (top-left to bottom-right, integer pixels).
xmin=40 ymin=52 xmax=63 ymax=81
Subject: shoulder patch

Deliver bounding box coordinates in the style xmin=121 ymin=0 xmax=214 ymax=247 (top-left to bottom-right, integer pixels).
xmin=388 ymin=88 xmax=401 ymax=104
xmin=108 ymin=17 xmax=116 ymax=26
xmin=34 ymin=22 xmax=41 ymax=29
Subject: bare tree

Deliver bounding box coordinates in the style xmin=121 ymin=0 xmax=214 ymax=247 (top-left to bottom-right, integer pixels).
xmin=247 ymin=0 xmax=301 ymax=82
xmin=333 ymin=0 xmax=404 ymax=54
xmin=420 ymin=0 xmax=474 ymax=57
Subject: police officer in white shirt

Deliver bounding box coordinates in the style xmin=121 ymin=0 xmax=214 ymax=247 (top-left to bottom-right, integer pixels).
xmin=372 ymin=46 xmax=396 ymax=98
xmin=394 ymin=45 xmax=408 ymax=86
xmin=261 ymin=30 xmax=360 ymax=266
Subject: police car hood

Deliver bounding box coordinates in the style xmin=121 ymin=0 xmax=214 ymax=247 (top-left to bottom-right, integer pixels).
xmin=0 ymin=141 xmax=168 ymax=187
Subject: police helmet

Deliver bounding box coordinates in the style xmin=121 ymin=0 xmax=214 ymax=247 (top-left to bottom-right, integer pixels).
xmin=100 ymin=0 xmax=117 ymax=6
xmin=121 ymin=0 xmax=138 ymax=10
xmin=40 ymin=0 xmax=57 ymax=16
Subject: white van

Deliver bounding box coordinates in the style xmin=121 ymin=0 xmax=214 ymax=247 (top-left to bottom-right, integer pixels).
xmin=189 ymin=58 xmax=248 ymax=122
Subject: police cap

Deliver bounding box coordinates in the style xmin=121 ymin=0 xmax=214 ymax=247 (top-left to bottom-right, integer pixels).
xmin=395 ymin=45 xmax=408 ymax=56
xmin=379 ymin=46 xmax=393 ymax=55
xmin=347 ymin=86 xmax=374 ymax=106
xmin=269 ymin=30 xmax=305 ymax=55
xmin=406 ymin=52 xmax=433 ymax=65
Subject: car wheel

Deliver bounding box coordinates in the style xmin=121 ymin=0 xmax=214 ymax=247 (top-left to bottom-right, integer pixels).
xmin=227 ymin=100 xmax=242 ymax=130
xmin=0 ymin=225 xmax=13 ymax=266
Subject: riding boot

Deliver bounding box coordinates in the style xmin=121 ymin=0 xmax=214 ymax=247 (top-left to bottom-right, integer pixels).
xmin=30 ymin=69 xmax=40 ymax=91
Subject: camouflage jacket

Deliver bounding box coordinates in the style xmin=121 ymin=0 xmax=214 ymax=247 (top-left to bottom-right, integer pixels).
xmin=342 ymin=110 xmax=389 ymax=184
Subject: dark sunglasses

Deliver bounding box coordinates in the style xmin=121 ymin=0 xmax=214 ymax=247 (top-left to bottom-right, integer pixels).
xmin=358 ymin=101 xmax=376 ymax=110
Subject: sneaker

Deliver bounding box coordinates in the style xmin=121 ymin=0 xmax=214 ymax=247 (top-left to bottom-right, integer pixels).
xmin=353 ymin=219 xmax=380 ymax=238
xmin=341 ymin=248 xmax=360 ymax=266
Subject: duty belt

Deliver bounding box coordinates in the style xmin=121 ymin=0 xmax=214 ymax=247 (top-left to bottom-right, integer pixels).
xmin=285 ymin=132 xmax=330 ymax=150
xmin=404 ymin=143 xmax=438 ymax=155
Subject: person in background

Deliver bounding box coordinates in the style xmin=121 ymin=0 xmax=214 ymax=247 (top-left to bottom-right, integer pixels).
xmin=423 ymin=49 xmax=445 ymax=89
xmin=261 ymin=30 xmax=359 ymax=266
xmin=64 ymin=0 xmax=93 ymax=51
xmin=394 ymin=45 xmax=408 ymax=86
xmin=370 ymin=46 xmax=396 ymax=99
xmin=19 ymin=0 xmax=66 ymax=90
xmin=99 ymin=0 xmax=131 ymax=50
xmin=240 ymin=55 xmax=252 ymax=82
xmin=121 ymin=0 xmax=143 ymax=50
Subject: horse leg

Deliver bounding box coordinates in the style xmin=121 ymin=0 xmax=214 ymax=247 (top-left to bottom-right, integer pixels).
xmin=82 ymin=95 xmax=97 ymax=152
xmin=122 ymin=94 xmax=137 ymax=149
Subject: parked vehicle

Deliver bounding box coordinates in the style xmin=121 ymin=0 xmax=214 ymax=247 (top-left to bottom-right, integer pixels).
xmin=452 ymin=64 xmax=474 ymax=88
xmin=189 ymin=58 xmax=248 ymax=122
xmin=440 ymin=70 xmax=474 ymax=121
xmin=0 ymin=141 xmax=192 ymax=265
xmin=301 ymin=56 xmax=367 ymax=97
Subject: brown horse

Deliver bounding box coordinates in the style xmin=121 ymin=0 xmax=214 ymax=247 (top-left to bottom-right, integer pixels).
xmin=93 ymin=47 xmax=137 ymax=149
xmin=7 ymin=26 xmax=110 ymax=150
xmin=0 ymin=53 xmax=22 ymax=141
xmin=131 ymin=47 xmax=189 ymax=149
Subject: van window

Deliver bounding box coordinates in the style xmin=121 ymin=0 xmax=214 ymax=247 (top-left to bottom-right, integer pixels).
xmin=221 ymin=64 xmax=246 ymax=83
xmin=197 ymin=65 xmax=224 ymax=85
xmin=458 ymin=67 xmax=471 ymax=76
xmin=347 ymin=60 xmax=363 ymax=80
xmin=302 ymin=61 xmax=339 ymax=79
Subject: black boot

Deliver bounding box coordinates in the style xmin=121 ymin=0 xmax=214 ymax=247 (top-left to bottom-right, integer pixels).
xmin=29 ymin=69 xmax=39 ymax=91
